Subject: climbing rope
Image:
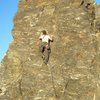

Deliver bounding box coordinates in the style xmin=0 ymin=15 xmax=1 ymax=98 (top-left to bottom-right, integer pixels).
xmin=47 ymin=63 xmax=58 ymax=99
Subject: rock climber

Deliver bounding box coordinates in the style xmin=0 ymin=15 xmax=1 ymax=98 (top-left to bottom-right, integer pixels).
xmin=39 ymin=30 xmax=53 ymax=64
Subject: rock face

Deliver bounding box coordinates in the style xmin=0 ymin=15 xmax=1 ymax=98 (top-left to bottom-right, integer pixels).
xmin=0 ymin=0 xmax=100 ymax=100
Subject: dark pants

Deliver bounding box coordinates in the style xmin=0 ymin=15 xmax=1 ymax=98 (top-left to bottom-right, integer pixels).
xmin=39 ymin=42 xmax=51 ymax=64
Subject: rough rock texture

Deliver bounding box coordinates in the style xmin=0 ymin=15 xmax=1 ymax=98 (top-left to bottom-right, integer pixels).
xmin=95 ymin=4 xmax=100 ymax=50
xmin=0 ymin=0 xmax=100 ymax=100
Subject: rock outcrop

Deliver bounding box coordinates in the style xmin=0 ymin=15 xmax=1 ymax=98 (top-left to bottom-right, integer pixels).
xmin=0 ymin=0 xmax=100 ymax=100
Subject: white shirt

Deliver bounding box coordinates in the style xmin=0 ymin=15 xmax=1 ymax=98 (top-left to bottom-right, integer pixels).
xmin=39 ymin=34 xmax=52 ymax=43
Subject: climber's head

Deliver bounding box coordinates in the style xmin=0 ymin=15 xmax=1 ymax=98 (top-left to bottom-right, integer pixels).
xmin=42 ymin=30 xmax=47 ymax=35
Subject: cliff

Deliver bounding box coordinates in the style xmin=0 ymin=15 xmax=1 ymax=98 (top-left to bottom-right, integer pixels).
xmin=0 ymin=0 xmax=100 ymax=100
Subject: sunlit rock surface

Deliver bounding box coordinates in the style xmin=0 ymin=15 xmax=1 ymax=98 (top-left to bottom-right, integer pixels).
xmin=0 ymin=0 xmax=100 ymax=100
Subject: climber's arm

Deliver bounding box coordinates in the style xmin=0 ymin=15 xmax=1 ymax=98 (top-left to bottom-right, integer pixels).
xmin=50 ymin=35 xmax=54 ymax=42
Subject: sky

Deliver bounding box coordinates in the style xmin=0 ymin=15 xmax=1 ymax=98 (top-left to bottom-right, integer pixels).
xmin=0 ymin=0 xmax=19 ymax=62
xmin=96 ymin=0 xmax=100 ymax=3
xmin=0 ymin=0 xmax=100 ymax=62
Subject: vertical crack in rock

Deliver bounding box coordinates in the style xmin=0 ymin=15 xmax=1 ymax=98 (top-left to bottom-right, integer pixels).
xmin=48 ymin=64 xmax=58 ymax=99
xmin=19 ymin=79 xmax=23 ymax=96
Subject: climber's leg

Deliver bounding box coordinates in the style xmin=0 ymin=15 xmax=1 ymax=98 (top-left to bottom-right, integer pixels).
xmin=43 ymin=48 xmax=51 ymax=64
xmin=39 ymin=43 xmax=45 ymax=58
